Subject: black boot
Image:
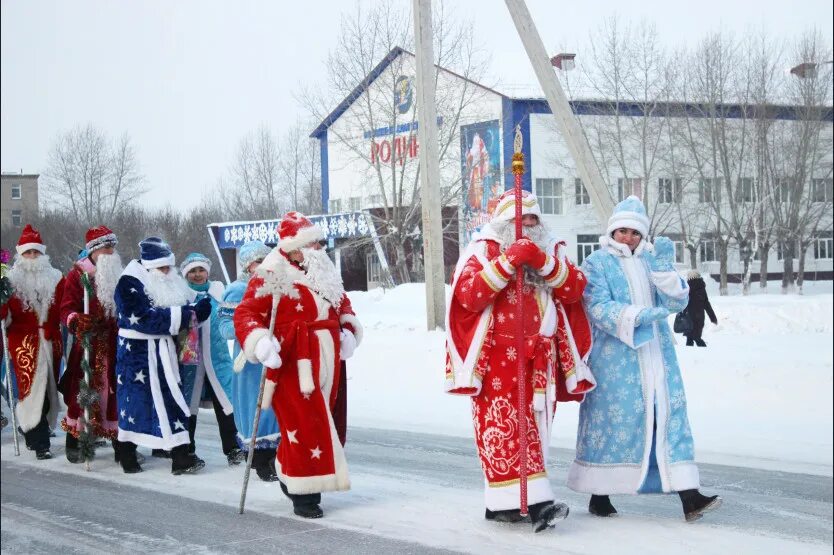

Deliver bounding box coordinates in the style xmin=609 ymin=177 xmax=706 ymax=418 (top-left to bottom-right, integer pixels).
xmin=294 ymin=504 xmax=324 ymax=519
xmin=253 ymin=449 xmax=279 ymax=482
xmin=279 ymin=480 xmax=323 ymax=518
xmin=117 ymin=441 xmax=143 ymax=473
xmin=226 ymin=447 xmax=246 ymax=466
xmin=589 ymin=494 xmax=618 ymax=517
xmin=679 ymin=489 xmax=722 ymax=522
xmin=485 ymin=508 xmax=525 ymax=523
xmin=695 ymin=338 xmax=707 ymax=347
xmin=685 ymin=336 xmax=694 ymax=346
xmin=151 ymin=448 xmax=172 ymax=458
xmin=66 ymin=433 xmax=82 ymax=464
xmin=171 ymin=445 xmax=205 ymax=475
xmin=529 ymin=501 xmax=569 ymax=533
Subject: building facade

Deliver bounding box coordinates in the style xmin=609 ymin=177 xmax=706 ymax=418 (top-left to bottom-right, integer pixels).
xmin=311 ymin=48 xmax=833 ymax=285
xmin=1 ymin=172 xmax=39 ymax=229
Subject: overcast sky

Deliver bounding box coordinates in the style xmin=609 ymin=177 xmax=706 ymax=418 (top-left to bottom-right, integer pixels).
xmin=2 ymin=0 xmax=832 ymax=212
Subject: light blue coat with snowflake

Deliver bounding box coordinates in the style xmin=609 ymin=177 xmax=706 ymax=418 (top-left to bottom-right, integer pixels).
xmin=218 ymin=278 xmax=280 ymax=450
xmin=566 ymin=235 xmax=700 ymax=495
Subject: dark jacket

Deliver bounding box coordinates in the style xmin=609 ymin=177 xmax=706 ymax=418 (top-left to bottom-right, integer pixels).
xmin=685 ymin=277 xmax=717 ymax=337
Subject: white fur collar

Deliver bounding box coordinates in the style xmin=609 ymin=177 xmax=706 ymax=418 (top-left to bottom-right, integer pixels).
xmin=254 ymin=249 xmax=304 ymax=300
xmin=599 ymin=235 xmax=653 ymax=258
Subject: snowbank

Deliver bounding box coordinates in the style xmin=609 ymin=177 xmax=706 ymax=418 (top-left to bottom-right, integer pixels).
xmin=347 ymin=284 xmax=834 ymax=476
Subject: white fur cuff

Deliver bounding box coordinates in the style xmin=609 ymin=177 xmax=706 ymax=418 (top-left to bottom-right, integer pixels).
xmin=339 ymin=313 xmax=363 ymax=346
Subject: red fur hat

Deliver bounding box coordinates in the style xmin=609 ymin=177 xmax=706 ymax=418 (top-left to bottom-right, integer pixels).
xmin=277 ymin=211 xmax=325 ymax=253
xmin=16 ymin=224 xmax=46 ymax=255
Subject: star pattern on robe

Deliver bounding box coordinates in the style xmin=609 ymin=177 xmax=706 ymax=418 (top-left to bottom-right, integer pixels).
xmin=120 ymin=409 xmax=126 ymax=418
xmin=128 ymin=415 xmax=136 ymax=424
xmin=134 ymin=370 xmax=146 ymax=383
xmin=117 ymin=374 xmax=123 ymax=385
xmin=173 ymin=419 xmax=186 ymax=431
xmin=130 ymin=287 xmax=138 ymax=293
xmin=128 ymin=313 xmax=140 ymax=325
xmin=286 ymin=430 xmax=298 ymax=444
xmin=118 ymin=337 xmax=125 ymax=347
xmin=310 ymin=446 xmax=322 ymax=459
xmin=295 ymin=303 xmax=304 ymax=312
xmin=125 ymin=341 xmax=132 ymax=352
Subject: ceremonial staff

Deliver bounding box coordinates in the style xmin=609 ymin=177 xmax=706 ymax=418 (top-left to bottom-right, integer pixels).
xmin=0 ymin=251 xmax=20 ymax=455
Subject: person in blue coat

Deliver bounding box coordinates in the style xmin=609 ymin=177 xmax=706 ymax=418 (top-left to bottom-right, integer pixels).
xmin=178 ymin=253 xmax=245 ymax=466
xmin=566 ymin=196 xmax=722 ymax=523
xmin=115 ymin=237 xmax=211 ymax=474
xmin=217 ymin=240 xmax=281 ymax=481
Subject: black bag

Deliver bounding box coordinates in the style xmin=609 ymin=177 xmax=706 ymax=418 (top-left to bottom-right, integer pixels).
xmin=673 ymin=309 xmax=693 ymax=334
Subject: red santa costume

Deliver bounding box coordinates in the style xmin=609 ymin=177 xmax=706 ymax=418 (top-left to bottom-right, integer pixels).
xmin=1 ymin=225 xmax=64 ymax=456
xmin=59 ymin=226 xmax=122 ymax=444
xmin=445 ymin=191 xmax=595 ymax=527
xmin=234 ymin=212 xmax=362 ymax=515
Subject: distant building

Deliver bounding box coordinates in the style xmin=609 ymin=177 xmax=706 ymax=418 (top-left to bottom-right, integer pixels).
xmin=1 ymin=171 xmax=39 ymax=229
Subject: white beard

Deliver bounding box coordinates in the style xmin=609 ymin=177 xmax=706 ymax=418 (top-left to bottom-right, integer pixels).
xmin=94 ymin=252 xmax=123 ymax=318
xmin=300 ymin=248 xmax=345 ymax=309
xmin=7 ymin=255 xmax=62 ymax=320
xmin=490 ymin=220 xmax=552 ymax=289
xmin=144 ymin=268 xmax=192 ymax=308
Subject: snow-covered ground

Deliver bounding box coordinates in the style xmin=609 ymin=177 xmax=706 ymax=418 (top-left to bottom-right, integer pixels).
xmin=347 ymin=281 xmax=834 ymax=476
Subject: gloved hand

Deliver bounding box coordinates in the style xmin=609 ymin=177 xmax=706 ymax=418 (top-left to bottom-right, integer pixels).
xmin=254 ymin=335 xmax=282 ymax=368
xmin=637 ymin=306 xmax=669 ymax=326
xmin=339 ymin=329 xmax=357 ymax=360
xmin=193 ymin=297 xmax=212 ymax=323
xmin=504 ymin=238 xmax=545 ymax=269
xmin=648 ymin=237 xmax=676 ymax=272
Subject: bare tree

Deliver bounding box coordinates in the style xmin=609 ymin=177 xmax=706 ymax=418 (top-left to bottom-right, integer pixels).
xmin=280 ymin=120 xmax=322 ymax=214
xmin=298 ymin=0 xmax=490 ymax=284
xmin=44 ymin=124 xmax=145 ymax=225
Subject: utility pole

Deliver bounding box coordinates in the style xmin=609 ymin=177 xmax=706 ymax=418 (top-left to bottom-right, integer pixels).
xmin=413 ymin=0 xmax=446 ymax=330
xmin=504 ymin=0 xmax=615 ymax=223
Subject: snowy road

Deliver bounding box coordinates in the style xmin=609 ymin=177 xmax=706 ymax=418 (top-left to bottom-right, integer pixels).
xmin=1 ymin=421 xmax=831 ymax=554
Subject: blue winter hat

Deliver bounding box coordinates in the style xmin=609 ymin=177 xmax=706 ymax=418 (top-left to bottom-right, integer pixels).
xmin=238 ymin=240 xmax=271 ymax=273
xmin=139 ymin=236 xmax=175 ymax=270
xmin=180 ymin=252 xmax=212 ymax=277
xmin=606 ymin=195 xmax=649 ymax=238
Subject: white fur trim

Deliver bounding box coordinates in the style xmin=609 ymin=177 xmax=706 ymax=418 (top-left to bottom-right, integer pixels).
xmin=533 ymin=391 xmax=546 ymax=412
xmin=537 ymin=254 xmax=556 ymax=277
xmin=207 ymin=281 xmax=225 ymax=303
xmin=651 ymin=271 xmax=689 ymax=300
xmin=180 ymin=260 xmax=208 ymax=277
xmin=616 ymin=305 xmax=643 ymax=348
xmin=566 ymin=460 xmax=699 ymax=494
xmin=278 ymin=225 xmax=325 ymax=254
xmin=243 ymin=327 xmax=270 ymax=364
xmin=261 ymin=379 xmax=276 ymax=409
xmin=14 ymin=332 xmax=55 ymax=432
xmin=168 ymin=305 xmax=182 ymax=336
xmin=16 ymin=242 xmax=46 ymax=255
xmin=606 ymin=211 xmax=649 ymax=238
xmin=298 ymin=358 xmax=314 ymax=395
xmin=141 ymin=254 xmax=176 ymax=270
xmin=339 ymin=313 xmax=363 ymax=346
xmin=86 ymin=233 xmax=118 ymax=253
xmin=484 ymin=474 xmax=554 ymax=511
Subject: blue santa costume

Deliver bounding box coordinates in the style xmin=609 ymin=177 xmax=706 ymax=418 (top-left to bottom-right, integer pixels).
xmin=566 ymin=197 xmax=721 ymax=522
xmin=217 ymin=240 xmax=281 ymax=481
xmin=178 ymin=252 xmax=243 ymax=465
xmin=114 ymin=237 xmax=210 ymax=474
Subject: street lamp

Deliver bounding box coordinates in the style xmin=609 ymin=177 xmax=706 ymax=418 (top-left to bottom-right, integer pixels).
xmin=790 ymin=60 xmax=833 ymax=79
xmin=551 ymin=52 xmax=576 ymax=71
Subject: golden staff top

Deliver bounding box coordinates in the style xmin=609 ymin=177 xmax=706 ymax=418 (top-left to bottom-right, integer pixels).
xmin=512 ymin=124 xmax=525 ymax=175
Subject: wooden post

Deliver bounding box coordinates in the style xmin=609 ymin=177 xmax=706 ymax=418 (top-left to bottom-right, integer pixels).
xmin=504 ymin=0 xmax=615 ymax=223
xmin=413 ymin=0 xmax=446 ymax=331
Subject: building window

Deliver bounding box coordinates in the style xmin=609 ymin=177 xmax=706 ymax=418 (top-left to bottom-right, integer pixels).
xmin=617 ymin=177 xmax=642 ymax=201
xmin=348 ymin=197 xmax=361 ymax=211
xmin=699 ymin=178 xmax=721 ymax=203
xmin=699 ymin=239 xmax=718 ymax=263
xmin=11 ymin=184 xmax=22 ymax=199
xmin=328 ymin=198 xmax=342 ymax=213
xmin=658 ymin=178 xmax=682 ymax=204
xmin=576 ymin=234 xmax=599 ymax=265
xmin=811 ymin=178 xmax=833 ymax=202
xmin=574 ymin=179 xmax=590 ymax=205
xmin=673 ymin=240 xmax=685 ymax=264
xmin=735 ymin=177 xmax=755 ymax=203
xmin=11 ymin=209 xmax=22 ymax=226
xmin=369 ymin=194 xmax=383 ymax=205
xmin=366 ymin=251 xmax=383 ymax=286
xmin=774 ymin=178 xmax=793 ymax=202
xmin=535 ymin=178 xmax=563 ymax=215
xmin=813 ymin=232 xmax=833 ymax=260
xmin=777 ymin=240 xmax=801 ymax=260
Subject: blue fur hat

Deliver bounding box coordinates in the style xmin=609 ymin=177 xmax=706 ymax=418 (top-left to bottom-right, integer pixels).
xmin=607 ymin=195 xmax=649 ymax=238
xmin=139 ymin=237 xmax=175 ymax=270
xmin=180 ymin=252 xmax=212 ymax=277
xmin=238 ymin=240 xmax=271 ymax=273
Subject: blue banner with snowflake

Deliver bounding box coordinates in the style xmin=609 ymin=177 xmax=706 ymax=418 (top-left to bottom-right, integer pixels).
xmin=212 ymin=212 xmax=371 ymax=249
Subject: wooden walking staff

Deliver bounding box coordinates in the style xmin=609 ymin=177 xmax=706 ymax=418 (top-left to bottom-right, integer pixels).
xmin=1 ymin=319 xmax=21 ymax=455
xmin=512 ymin=125 xmax=529 ymax=516
xmin=239 ymin=296 xmax=278 ymax=515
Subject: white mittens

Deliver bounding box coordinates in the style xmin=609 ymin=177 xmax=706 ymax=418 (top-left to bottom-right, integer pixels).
xmin=340 ymin=329 xmax=357 ymax=360
xmin=254 ymin=335 xmax=282 ymax=368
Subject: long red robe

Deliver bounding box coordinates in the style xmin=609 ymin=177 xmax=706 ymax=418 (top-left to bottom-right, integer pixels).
xmin=59 ymin=257 xmax=119 ymax=439
xmin=234 ymin=250 xmax=361 ymax=495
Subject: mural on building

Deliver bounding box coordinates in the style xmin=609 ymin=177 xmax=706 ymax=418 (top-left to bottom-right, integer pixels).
xmin=460 ymin=120 xmax=502 ymax=242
